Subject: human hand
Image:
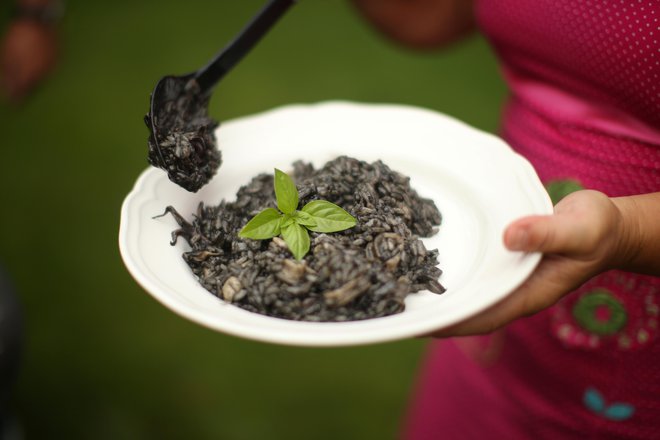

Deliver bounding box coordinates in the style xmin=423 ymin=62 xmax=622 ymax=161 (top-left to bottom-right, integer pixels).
xmin=430 ymin=189 xmax=637 ymax=337
xmin=0 ymin=18 xmax=58 ymax=102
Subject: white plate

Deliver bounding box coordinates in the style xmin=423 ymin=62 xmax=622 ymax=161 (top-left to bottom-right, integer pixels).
xmin=119 ymin=101 xmax=552 ymax=346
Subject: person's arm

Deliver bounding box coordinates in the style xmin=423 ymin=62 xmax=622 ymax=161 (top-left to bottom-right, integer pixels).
xmin=350 ymin=0 xmax=475 ymax=49
xmin=432 ymin=190 xmax=660 ymax=337
xmin=612 ymin=192 xmax=660 ymax=275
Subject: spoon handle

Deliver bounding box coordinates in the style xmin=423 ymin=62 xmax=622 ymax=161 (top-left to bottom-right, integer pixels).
xmin=194 ymin=0 xmax=297 ymax=93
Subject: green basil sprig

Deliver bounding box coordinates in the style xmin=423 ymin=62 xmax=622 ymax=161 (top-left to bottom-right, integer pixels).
xmin=238 ymin=169 xmax=356 ymax=260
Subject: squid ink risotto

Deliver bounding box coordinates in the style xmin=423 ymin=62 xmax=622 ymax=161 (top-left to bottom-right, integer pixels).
xmin=161 ymin=156 xmax=445 ymax=322
xmin=146 ymin=79 xmax=221 ymax=193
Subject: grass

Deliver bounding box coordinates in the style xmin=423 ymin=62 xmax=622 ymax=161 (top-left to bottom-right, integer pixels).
xmin=0 ymin=0 xmax=506 ymax=438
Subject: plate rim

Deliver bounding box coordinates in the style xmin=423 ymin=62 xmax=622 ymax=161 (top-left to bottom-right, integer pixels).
xmin=119 ymin=101 xmax=553 ymax=346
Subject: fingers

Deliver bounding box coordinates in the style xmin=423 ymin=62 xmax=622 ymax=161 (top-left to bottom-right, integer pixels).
xmin=428 ymin=191 xmax=619 ymax=339
xmin=504 ymin=214 xmax=588 ymax=255
xmin=431 ymin=265 xmax=551 ymax=337
xmin=431 ymin=255 xmax=588 ymax=337
xmin=504 ymin=190 xmax=620 ymax=257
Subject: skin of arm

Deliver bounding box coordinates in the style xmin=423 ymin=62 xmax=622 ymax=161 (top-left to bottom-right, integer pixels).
xmin=432 ymin=190 xmax=660 ymax=337
xmin=350 ymin=0 xmax=476 ymax=49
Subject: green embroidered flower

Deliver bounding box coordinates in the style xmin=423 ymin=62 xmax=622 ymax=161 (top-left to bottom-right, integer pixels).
xmin=545 ymin=179 xmax=584 ymax=205
xmin=572 ymin=289 xmax=627 ymax=335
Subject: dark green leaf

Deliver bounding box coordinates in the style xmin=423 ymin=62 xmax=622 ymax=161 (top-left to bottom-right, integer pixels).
xmin=280 ymin=222 xmax=310 ymax=260
xmin=274 ymin=169 xmax=299 ymax=214
xmin=301 ymin=200 xmax=357 ymax=233
xmin=293 ymin=210 xmax=317 ymax=227
xmin=238 ymin=208 xmax=283 ymax=239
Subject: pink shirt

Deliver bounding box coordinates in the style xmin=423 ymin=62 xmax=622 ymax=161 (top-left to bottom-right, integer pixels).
xmin=404 ymin=1 xmax=660 ymax=438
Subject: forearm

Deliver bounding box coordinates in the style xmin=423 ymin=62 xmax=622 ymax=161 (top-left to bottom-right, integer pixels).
xmin=612 ymin=192 xmax=660 ymax=276
xmin=350 ymin=0 xmax=475 ymax=49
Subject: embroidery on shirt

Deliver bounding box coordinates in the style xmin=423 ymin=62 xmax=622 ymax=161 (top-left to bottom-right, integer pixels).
xmin=583 ymin=387 xmax=635 ymax=421
xmin=552 ymin=271 xmax=659 ymax=350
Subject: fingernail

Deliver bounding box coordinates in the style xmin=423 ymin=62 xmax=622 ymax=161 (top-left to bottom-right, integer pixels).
xmin=507 ymin=228 xmax=529 ymax=250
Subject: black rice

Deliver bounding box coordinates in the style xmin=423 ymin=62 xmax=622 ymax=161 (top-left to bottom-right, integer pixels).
xmin=162 ymin=156 xmax=445 ymax=322
xmin=146 ymin=78 xmax=221 ymax=193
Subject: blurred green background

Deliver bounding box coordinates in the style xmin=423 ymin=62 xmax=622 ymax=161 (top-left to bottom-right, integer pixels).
xmin=0 ymin=0 xmax=506 ymax=438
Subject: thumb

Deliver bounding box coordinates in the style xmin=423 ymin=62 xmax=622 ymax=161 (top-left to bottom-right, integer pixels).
xmin=503 ymin=213 xmax=591 ymax=255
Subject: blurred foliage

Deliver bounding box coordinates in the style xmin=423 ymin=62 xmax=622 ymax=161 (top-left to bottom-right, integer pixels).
xmin=0 ymin=0 xmax=506 ymax=438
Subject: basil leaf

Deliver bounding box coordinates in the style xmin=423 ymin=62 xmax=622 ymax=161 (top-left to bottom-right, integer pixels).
xmin=274 ymin=169 xmax=299 ymax=214
xmin=301 ymin=200 xmax=357 ymax=233
xmin=280 ymin=221 xmax=310 ymax=260
xmin=281 ymin=214 xmax=296 ymax=228
xmin=293 ymin=210 xmax=317 ymax=228
xmin=238 ymin=208 xmax=283 ymax=239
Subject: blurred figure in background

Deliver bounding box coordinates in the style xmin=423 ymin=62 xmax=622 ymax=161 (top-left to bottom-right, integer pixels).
xmin=353 ymin=0 xmax=660 ymax=439
xmin=1 ymin=0 xmax=60 ymax=437
xmin=1 ymin=0 xmax=61 ymax=102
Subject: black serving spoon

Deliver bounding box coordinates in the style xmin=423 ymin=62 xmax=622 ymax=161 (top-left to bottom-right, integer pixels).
xmin=145 ymin=0 xmax=297 ymax=192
